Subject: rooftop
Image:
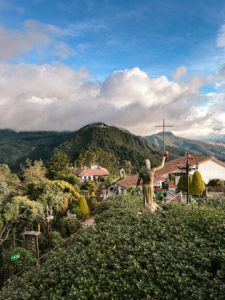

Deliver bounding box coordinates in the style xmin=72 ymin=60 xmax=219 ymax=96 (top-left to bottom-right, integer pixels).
xmin=117 ymin=155 xmax=218 ymax=189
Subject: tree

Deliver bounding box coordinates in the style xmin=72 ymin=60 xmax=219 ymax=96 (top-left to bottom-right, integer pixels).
xmin=79 ymin=195 xmax=89 ymax=218
xmin=0 ymin=179 xmax=9 ymax=204
xmin=46 ymin=153 xmax=71 ymax=179
xmin=0 ymin=164 xmax=22 ymax=196
xmin=120 ymin=160 xmax=132 ymax=174
xmin=21 ymin=159 xmax=46 ymax=185
xmin=177 ymin=175 xmax=192 ymax=191
xmin=0 ymin=195 xmax=44 ymax=247
xmin=190 ymin=171 xmax=205 ymax=195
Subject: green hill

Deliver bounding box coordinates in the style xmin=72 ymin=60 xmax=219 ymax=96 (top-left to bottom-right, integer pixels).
xmin=0 ymin=130 xmax=72 ymax=171
xmin=56 ymin=123 xmax=183 ymax=172
xmin=145 ymin=131 xmax=225 ymax=161
xmin=0 ymin=125 xmax=184 ymax=173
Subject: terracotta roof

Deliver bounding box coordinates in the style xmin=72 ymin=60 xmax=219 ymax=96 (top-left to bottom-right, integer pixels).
xmin=77 ymin=166 xmax=109 ymax=177
xmin=117 ymin=155 xmax=213 ymax=189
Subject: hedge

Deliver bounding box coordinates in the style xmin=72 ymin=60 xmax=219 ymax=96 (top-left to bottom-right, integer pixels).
xmin=0 ymin=195 xmax=225 ymax=299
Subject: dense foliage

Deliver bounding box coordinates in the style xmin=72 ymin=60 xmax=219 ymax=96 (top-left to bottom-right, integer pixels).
xmin=189 ymin=170 xmax=205 ymax=195
xmin=1 ymin=195 xmax=225 ymax=299
xmin=56 ymin=123 xmax=183 ymax=174
xmin=0 ymin=124 xmax=183 ymax=174
xmin=208 ymin=178 xmax=225 ymax=187
xmin=0 ymin=130 xmax=72 ymax=171
xmin=0 ymin=160 xmax=89 ymax=286
xmin=177 ymin=175 xmax=192 ymax=191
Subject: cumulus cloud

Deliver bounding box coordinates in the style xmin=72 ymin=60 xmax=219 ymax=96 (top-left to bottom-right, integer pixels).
xmin=171 ymin=66 xmax=187 ymax=82
xmin=0 ymin=63 xmax=224 ymax=137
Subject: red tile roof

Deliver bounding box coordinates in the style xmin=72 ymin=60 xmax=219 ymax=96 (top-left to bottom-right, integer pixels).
xmin=77 ymin=166 xmax=109 ymax=177
xmin=117 ymin=155 xmax=213 ymax=189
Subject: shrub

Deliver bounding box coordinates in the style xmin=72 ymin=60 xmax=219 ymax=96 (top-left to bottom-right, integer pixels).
xmin=1 ymin=195 xmax=225 ymax=299
xmin=79 ymin=195 xmax=89 ymax=218
xmin=208 ymin=178 xmax=224 ymax=187
xmin=60 ymin=217 xmax=80 ymax=237
xmin=3 ymin=247 xmax=36 ymax=276
xmin=177 ymin=175 xmax=191 ymax=191
xmin=190 ymin=170 xmax=205 ymax=195
xmin=47 ymin=231 xmax=64 ymax=248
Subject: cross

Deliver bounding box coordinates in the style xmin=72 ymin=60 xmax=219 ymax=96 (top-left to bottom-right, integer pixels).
xmin=155 ymin=119 xmax=174 ymax=152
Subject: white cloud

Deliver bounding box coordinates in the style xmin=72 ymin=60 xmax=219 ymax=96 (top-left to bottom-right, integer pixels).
xmin=0 ymin=63 xmax=224 ymax=137
xmin=171 ymin=66 xmax=187 ymax=82
xmin=0 ymin=20 xmax=75 ymax=60
xmin=217 ymin=24 xmax=225 ymax=47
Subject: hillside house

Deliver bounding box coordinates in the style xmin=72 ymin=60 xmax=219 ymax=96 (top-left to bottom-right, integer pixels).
xmin=75 ymin=165 xmax=109 ymax=182
xmin=115 ymin=155 xmax=225 ymax=193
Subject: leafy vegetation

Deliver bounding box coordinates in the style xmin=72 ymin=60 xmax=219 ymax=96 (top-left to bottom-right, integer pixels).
xmin=1 ymin=195 xmax=225 ymax=299
xmin=56 ymin=123 xmax=183 ymax=174
xmin=0 ymin=159 xmax=89 ymax=286
xmin=208 ymin=178 xmax=224 ymax=187
xmin=0 ymin=130 xmax=73 ymax=171
xmin=190 ymin=170 xmax=205 ymax=195
xmin=177 ymin=175 xmax=192 ymax=191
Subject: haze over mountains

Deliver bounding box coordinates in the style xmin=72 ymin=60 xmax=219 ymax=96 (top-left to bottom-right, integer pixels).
xmin=0 ymin=123 xmax=224 ymax=172
xmin=145 ymin=132 xmax=225 ymax=162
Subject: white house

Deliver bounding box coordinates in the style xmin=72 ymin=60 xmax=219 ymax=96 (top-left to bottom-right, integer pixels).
xmin=115 ymin=155 xmax=225 ymax=192
xmin=74 ymin=165 xmax=109 ymax=182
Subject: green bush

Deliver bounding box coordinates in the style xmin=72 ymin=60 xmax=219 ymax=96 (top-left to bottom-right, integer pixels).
xmin=190 ymin=170 xmax=205 ymax=195
xmin=1 ymin=195 xmax=225 ymax=299
xmin=208 ymin=178 xmax=224 ymax=187
xmin=47 ymin=231 xmax=65 ymax=248
xmin=2 ymin=247 xmax=36 ymax=277
xmin=177 ymin=175 xmax=191 ymax=191
xmin=59 ymin=217 xmax=80 ymax=237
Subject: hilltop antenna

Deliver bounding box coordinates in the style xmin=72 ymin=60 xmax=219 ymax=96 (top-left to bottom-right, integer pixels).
xmin=155 ymin=119 xmax=174 ymax=152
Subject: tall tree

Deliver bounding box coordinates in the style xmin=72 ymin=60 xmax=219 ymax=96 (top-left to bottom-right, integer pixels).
xmin=46 ymin=153 xmax=71 ymax=179
xmin=190 ymin=171 xmax=205 ymax=195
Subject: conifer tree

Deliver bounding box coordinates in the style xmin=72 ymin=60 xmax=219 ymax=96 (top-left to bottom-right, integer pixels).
xmin=177 ymin=175 xmax=192 ymax=191
xmin=79 ymin=195 xmax=89 ymax=218
xmin=190 ymin=170 xmax=205 ymax=195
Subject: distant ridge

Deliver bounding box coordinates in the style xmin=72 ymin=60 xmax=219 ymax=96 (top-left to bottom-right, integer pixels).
xmin=145 ymin=132 xmax=225 ymax=162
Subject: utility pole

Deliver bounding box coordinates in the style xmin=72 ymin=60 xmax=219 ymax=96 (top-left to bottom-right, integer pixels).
xmin=177 ymin=153 xmax=198 ymax=204
xmin=155 ymin=119 xmax=174 ymax=152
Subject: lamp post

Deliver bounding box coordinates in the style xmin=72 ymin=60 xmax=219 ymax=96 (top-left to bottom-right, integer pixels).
xmin=177 ymin=153 xmax=199 ymax=204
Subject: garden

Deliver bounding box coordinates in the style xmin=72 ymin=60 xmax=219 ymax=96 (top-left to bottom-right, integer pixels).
xmin=1 ymin=194 xmax=225 ymax=299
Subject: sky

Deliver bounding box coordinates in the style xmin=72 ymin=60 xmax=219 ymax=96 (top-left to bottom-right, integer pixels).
xmin=0 ymin=0 xmax=225 ymax=138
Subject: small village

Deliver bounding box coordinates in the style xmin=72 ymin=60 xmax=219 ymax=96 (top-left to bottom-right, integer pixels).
xmin=1 ymin=0 xmax=225 ymax=298
xmin=75 ymin=154 xmax=225 ymax=206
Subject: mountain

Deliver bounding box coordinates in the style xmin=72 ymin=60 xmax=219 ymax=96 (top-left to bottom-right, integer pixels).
xmin=145 ymin=132 xmax=225 ymax=161
xmin=192 ymin=134 xmax=225 ymax=143
xmin=0 ymin=124 xmax=183 ymax=173
xmin=0 ymin=130 xmax=73 ymax=171
xmin=55 ymin=123 xmax=184 ymax=172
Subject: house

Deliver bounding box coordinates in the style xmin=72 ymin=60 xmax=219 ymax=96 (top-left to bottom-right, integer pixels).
xmin=75 ymin=165 xmax=109 ymax=182
xmin=115 ymin=155 xmax=225 ymax=193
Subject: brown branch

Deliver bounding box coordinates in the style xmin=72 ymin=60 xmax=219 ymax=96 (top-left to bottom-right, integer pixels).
xmin=0 ymin=225 xmax=12 ymax=246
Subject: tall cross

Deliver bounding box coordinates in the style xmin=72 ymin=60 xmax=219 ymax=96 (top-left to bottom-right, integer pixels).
xmin=155 ymin=119 xmax=174 ymax=152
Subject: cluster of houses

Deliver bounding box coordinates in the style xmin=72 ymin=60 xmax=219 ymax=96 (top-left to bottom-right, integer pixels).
xmin=116 ymin=155 xmax=225 ymax=194
xmin=73 ymin=155 xmax=225 ymax=197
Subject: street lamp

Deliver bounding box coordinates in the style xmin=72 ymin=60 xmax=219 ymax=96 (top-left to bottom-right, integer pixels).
xmin=177 ymin=153 xmax=198 ymax=204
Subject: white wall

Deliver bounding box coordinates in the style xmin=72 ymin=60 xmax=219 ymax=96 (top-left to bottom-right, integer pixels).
xmin=198 ymin=160 xmax=225 ymax=184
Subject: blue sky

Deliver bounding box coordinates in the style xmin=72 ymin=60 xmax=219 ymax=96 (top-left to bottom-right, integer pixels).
xmin=0 ymin=0 xmax=225 ymax=137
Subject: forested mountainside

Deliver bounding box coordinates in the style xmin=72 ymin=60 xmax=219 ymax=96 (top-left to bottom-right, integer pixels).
xmin=145 ymin=131 xmax=225 ymax=162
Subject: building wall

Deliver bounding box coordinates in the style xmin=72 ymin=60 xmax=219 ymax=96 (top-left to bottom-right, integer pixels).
xmin=198 ymin=160 xmax=225 ymax=184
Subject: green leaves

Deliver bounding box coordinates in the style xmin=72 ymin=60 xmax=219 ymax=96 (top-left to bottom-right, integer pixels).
xmin=1 ymin=195 xmax=225 ymax=299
